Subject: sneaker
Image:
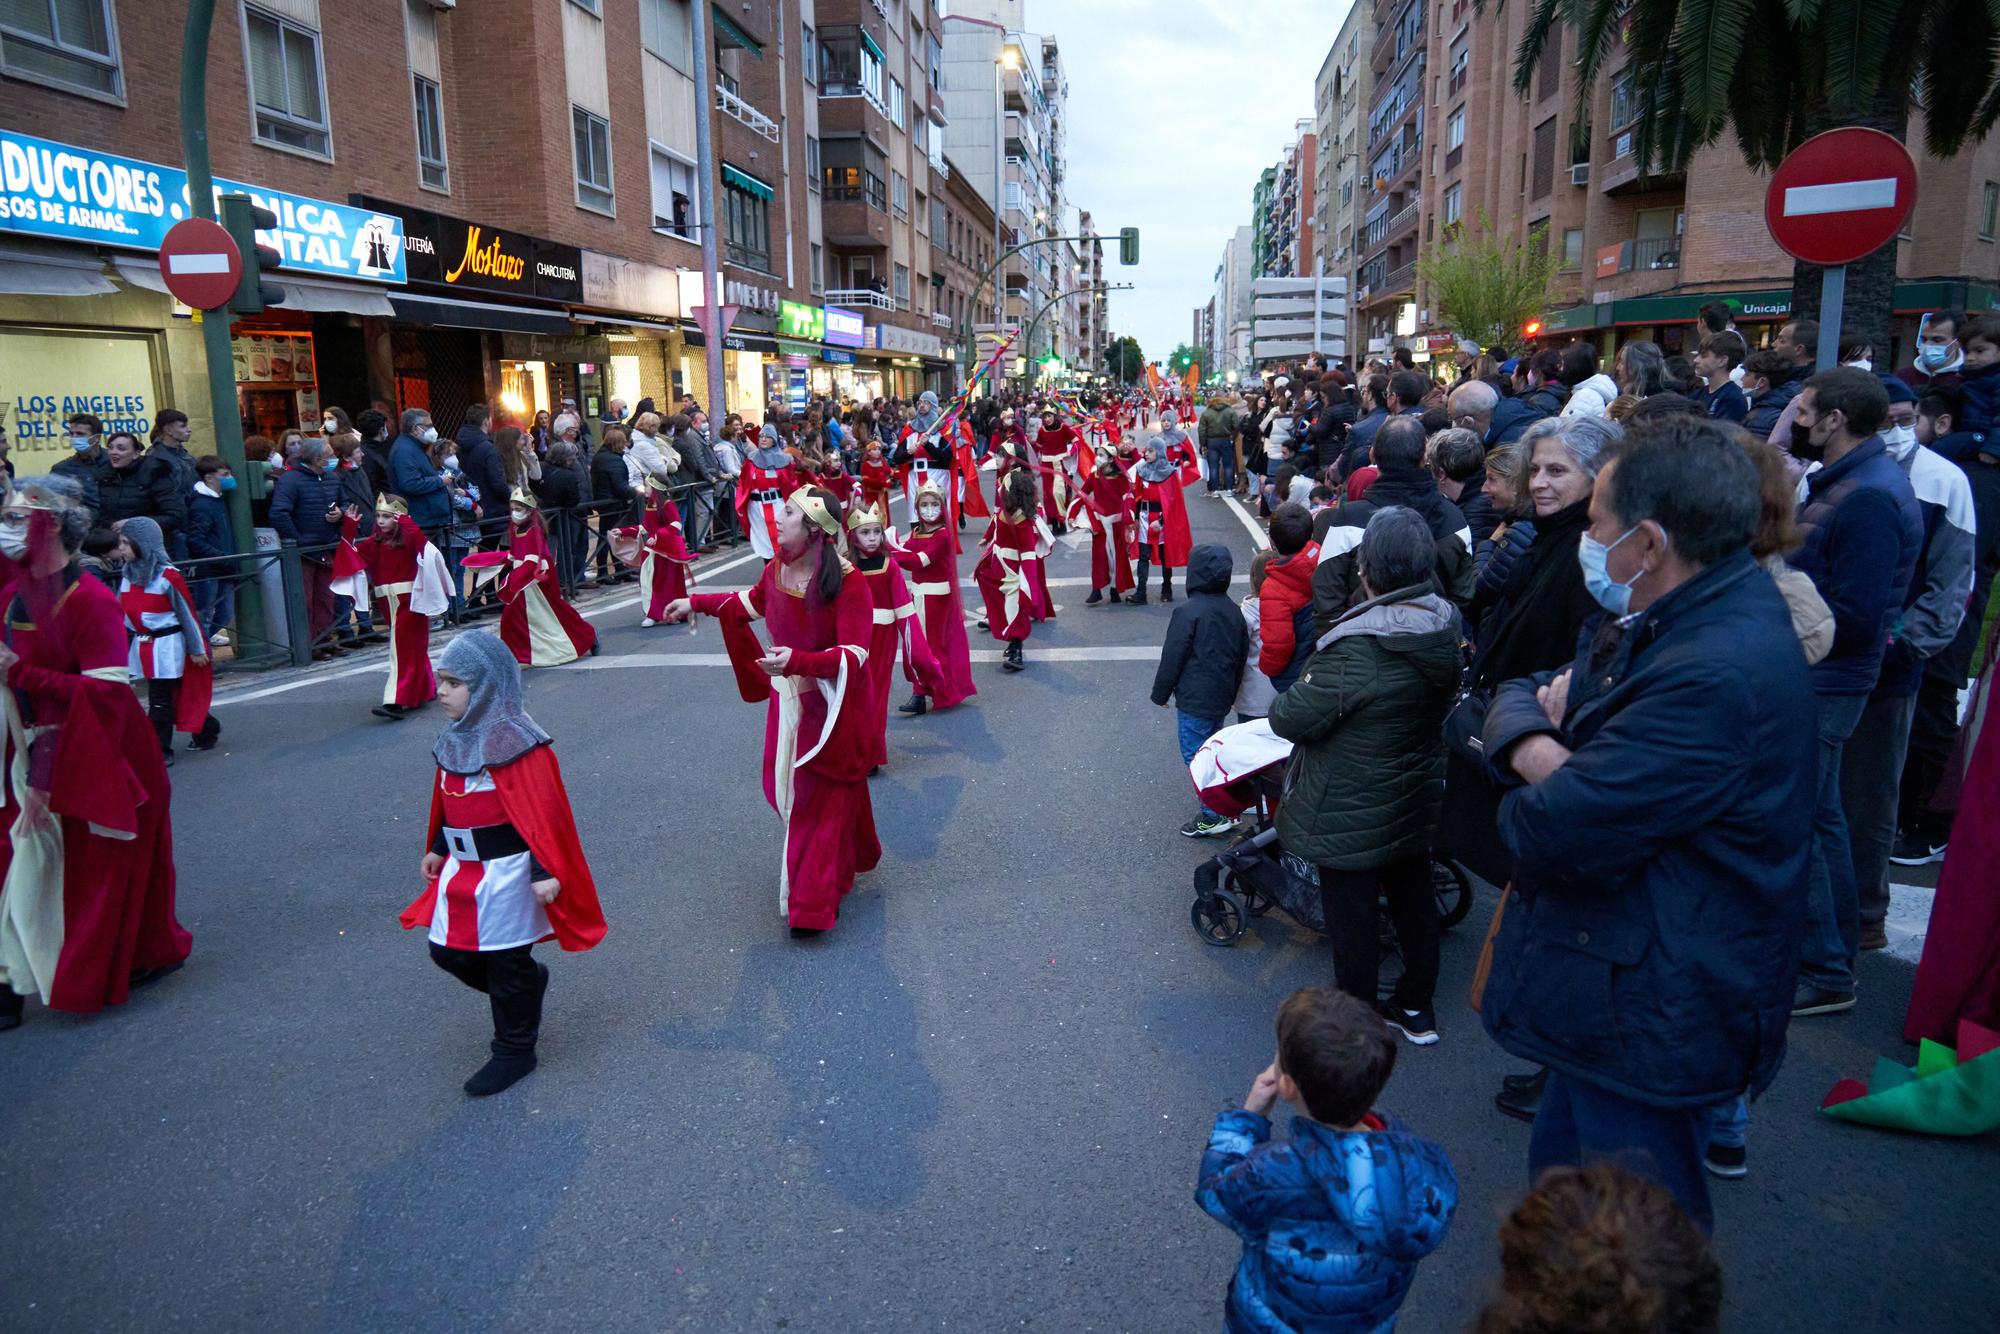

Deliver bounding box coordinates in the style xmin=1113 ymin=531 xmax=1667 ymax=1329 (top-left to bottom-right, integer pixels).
xmin=1704 ymin=1142 xmax=1748 ymax=1180
xmin=640 ymin=617 xmax=656 ymax=627
xmin=1379 ymin=1005 xmax=1440 ymax=1046
xmin=208 ymin=630 xmax=230 ymax=648
xmin=1888 ymin=831 xmax=1947 ymax=866
xmin=1859 ymin=921 xmax=1889 ymax=951
xmin=1181 ymin=813 xmax=1232 ymax=838
xmin=1791 ymin=984 xmax=1857 ymax=1017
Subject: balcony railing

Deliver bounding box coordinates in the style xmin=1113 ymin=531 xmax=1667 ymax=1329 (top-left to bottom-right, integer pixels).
xmin=718 ymin=86 xmax=780 ymax=142
xmin=825 ymin=287 xmax=894 ymax=310
xmin=1380 ymin=260 xmax=1417 ymax=293
xmin=931 ymin=311 xmax=953 ymax=328
xmin=1386 ymin=196 xmax=1421 ymax=237
xmin=1630 ymin=236 xmax=1681 ymax=271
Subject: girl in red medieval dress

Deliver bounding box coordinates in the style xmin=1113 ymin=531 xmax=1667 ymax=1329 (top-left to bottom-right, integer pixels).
xmin=336 ymin=495 xmax=452 ymax=720
xmin=666 ymin=487 xmax=880 ymax=937
xmin=889 ymin=482 xmax=977 ymax=716
xmin=487 ymin=490 xmax=598 ymax=667
xmin=974 ymin=466 xmax=1055 ymax=673
xmin=845 ymin=501 xmax=944 ymax=772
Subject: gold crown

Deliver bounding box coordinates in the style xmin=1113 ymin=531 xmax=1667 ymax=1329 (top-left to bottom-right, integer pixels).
xmin=510 ymin=488 xmax=539 ymax=510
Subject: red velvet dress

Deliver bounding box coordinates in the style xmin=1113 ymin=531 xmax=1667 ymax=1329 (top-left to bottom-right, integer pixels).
xmin=891 ymin=523 xmax=977 ymax=708
xmin=855 ymin=552 xmax=945 ymax=768
xmin=691 ymin=563 xmax=881 ymax=931
xmin=859 ymin=458 xmax=894 ymax=515
xmin=1 ymin=570 xmax=190 ymax=1013
xmin=1076 ymin=471 xmax=1135 ymax=593
xmin=497 ymin=517 xmax=597 ymax=667
xmin=1033 ymin=425 xmax=1086 ymax=524
xmin=637 ymin=491 xmax=693 ymax=622
xmin=975 ymin=512 xmax=1055 ymax=641
xmin=346 ymin=514 xmax=437 ymax=708
xmin=736 ymin=458 xmax=799 ymax=561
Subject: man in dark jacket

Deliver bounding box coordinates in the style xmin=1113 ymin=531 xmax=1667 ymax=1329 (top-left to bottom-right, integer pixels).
xmin=591 ymin=427 xmax=639 ymax=581
xmin=186 ymin=454 xmax=236 ymax=643
xmin=148 ymin=409 xmax=199 ymax=500
xmin=269 ymin=438 xmax=350 ymax=657
xmin=1344 ymin=376 xmax=1390 ymax=465
xmin=387 ymin=408 xmax=451 ymax=532
xmin=1305 ymin=375 xmax=1355 ymax=474
xmin=1448 ymin=379 xmax=1546 ymax=448
xmin=454 ymin=404 xmax=511 ymax=548
xmin=355 ymin=409 xmax=394 ymax=497
xmin=1742 ymin=350 xmax=1800 ymax=439
xmin=1784 ymin=369 xmax=1922 ymax=1016
xmin=1480 ymin=417 xmax=1816 ymax=1233
xmin=1311 ymin=417 xmax=1474 ymax=626
xmin=53 ymin=411 xmax=105 ymax=511
xmin=1151 ymin=544 xmax=1247 ymax=838
xmin=95 ymin=430 xmax=187 ymax=541
xmin=1429 ymin=428 xmax=1496 ymax=548
xmin=1343 ymin=370 xmax=1429 ymax=474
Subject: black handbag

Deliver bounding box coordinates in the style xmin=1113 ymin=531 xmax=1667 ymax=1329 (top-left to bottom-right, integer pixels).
xmin=1438 ymin=687 xmax=1514 ymax=887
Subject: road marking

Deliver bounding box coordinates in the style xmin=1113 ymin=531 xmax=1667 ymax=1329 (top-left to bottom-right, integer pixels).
xmin=1886 ymin=882 xmax=1934 ymax=965
xmin=1222 ymin=493 xmax=1271 ymax=549
xmin=1782 ymin=178 xmax=1898 ymax=216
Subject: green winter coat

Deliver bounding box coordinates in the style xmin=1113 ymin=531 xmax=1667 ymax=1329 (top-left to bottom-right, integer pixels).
xmin=1197 ymin=403 xmax=1237 ymax=442
xmin=1269 ymin=586 xmax=1463 ymax=870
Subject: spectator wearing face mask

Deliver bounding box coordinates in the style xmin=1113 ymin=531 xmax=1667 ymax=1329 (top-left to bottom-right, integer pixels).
xmin=53 ymin=411 xmax=105 ymax=511
xmin=269 ymin=438 xmax=350 ymax=659
xmin=389 ymin=408 xmax=451 ymax=532
xmin=1897 ymin=310 xmax=1967 ymax=393
xmin=186 ymin=454 xmax=238 ymax=647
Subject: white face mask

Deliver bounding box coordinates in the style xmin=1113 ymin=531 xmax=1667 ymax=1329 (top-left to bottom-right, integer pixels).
xmin=1843 ymin=358 xmax=1873 ymax=372
xmin=0 ymin=521 xmax=29 ymax=559
xmin=917 ymin=503 xmax=942 ymax=524
xmin=1882 ymin=423 xmax=1916 ymax=449
xmin=510 ymin=508 xmax=531 ymax=526
xmin=419 ymin=426 xmax=439 ymax=444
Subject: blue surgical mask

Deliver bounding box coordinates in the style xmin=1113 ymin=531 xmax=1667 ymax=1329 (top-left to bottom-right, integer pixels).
xmin=1918 ymin=343 xmax=1955 ymax=371
xmin=1578 ymin=526 xmax=1644 ymax=615
xmin=442 ymin=456 xmax=460 ymax=474
xmin=323 ymin=458 xmax=340 ymax=475
xmin=70 ymin=434 xmax=94 ymax=452
xmin=219 ymin=475 xmax=238 ymax=492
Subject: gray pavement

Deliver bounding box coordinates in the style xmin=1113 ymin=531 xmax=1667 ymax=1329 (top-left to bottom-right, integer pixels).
xmin=4 ymin=479 xmax=1996 ymax=1333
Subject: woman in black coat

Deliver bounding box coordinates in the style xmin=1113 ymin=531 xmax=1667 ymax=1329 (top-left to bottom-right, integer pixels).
xmin=533 ymin=441 xmax=594 ymax=590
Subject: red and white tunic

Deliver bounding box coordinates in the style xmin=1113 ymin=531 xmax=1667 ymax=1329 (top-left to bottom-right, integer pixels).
xmin=117 ymin=570 xmax=198 ymax=680
xmin=737 ymin=456 xmax=799 ymax=561
xmin=427 ymin=768 xmax=551 ymax=951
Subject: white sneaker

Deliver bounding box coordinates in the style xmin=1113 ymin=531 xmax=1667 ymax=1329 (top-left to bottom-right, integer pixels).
xmin=208 ymin=630 xmax=229 ymax=647
xmin=641 ymin=617 xmax=656 ymax=627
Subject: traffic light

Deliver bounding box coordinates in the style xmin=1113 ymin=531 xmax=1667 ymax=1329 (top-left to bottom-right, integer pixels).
xmin=220 ymin=193 xmax=285 ymax=314
xmin=1118 ymin=226 xmax=1139 ymax=265
xmin=1522 ymin=318 xmax=1543 ymax=340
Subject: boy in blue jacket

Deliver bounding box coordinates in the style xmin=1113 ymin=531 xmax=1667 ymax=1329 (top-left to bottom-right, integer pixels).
xmin=1197 ymin=986 xmax=1457 ymax=1334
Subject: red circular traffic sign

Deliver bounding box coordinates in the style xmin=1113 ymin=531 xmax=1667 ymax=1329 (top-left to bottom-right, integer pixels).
xmin=1763 ymin=128 xmax=1917 ymax=266
xmin=158 ymin=218 xmax=243 ymax=310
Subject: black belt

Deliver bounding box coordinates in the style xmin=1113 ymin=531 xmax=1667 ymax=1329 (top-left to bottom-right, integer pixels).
xmin=134 ymin=626 xmax=182 ymax=641
xmin=438 ymin=822 xmax=530 ymax=861
xmin=750 ymin=489 xmax=781 ymax=503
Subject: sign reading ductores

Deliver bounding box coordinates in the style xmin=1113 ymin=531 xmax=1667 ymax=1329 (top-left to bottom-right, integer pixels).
xmin=0 ymin=129 xmax=405 ymax=283
xmin=823 ymin=307 xmax=865 ymax=348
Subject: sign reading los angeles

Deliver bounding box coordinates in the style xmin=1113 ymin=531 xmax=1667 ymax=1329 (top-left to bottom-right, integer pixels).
xmin=0 ymin=129 xmax=404 ymax=283
xmin=353 ymin=195 xmax=581 ymax=303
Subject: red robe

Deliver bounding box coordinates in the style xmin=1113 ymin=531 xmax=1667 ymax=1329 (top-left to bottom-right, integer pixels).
xmin=895 ymin=424 xmax=960 ymax=534
xmin=855 ymin=552 xmax=946 ymax=768
xmin=736 ymin=457 xmax=800 ymax=561
xmin=629 ymin=491 xmax=693 ymax=622
xmin=1129 ymin=450 xmax=1200 ymax=569
xmin=975 ymin=511 xmax=1055 ymax=641
xmin=952 ymin=421 xmax=992 ymax=519
xmin=2 ymin=569 xmax=190 ymax=1013
xmin=400 ymin=744 xmax=607 ymax=951
xmin=691 ymin=563 xmax=881 ymax=931
xmin=1033 ymin=425 xmax=1086 ymax=524
xmin=891 ymin=525 xmax=977 ymax=709
xmin=1075 ymin=470 xmax=1135 ymax=593
xmin=345 ymin=514 xmax=437 ymax=709
xmin=496 ymin=517 xmax=597 ymax=667
xmin=859 ymin=458 xmax=894 ymax=514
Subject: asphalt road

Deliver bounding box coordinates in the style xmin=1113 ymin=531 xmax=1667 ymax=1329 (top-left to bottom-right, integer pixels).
xmin=4 ymin=474 xmax=1995 ymax=1333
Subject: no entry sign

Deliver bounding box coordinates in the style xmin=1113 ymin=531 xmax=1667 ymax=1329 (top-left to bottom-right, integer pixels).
xmin=1764 ymin=128 xmax=1917 ymax=267
xmin=158 ymin=217 xmax=242 ymax=310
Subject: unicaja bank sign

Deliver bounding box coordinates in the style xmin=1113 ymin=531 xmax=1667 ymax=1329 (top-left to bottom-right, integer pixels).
xmin=353 ymin=195 xmax=582 ymax=303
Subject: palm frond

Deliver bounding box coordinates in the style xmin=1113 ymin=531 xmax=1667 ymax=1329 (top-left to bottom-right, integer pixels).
xmin=1916 ymin=0 xmax=2000 ymax=156
xmin=1513 ymin=0 xmax=1564 ymax=96
xmin=1820 ymin=0 xmax=1903 ymax=116
xmin=1677 ymin=0 xmax=1759 ymax=127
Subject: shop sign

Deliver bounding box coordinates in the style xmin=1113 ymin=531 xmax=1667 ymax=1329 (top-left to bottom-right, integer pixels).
xmin=353 ymin=195 xmax=581 ymax=302
xmin=1595 ymin=242 xmax=1627 ymax=279
xmin=232 ymin=332 xmax=316 ymax=385
xmin=3 ymin=327 xmax=159 ymax=469
xmin=824 ymin=307 xmax=866 ymax=348
xmin=581 ymin=250 xmax=681 ymax=319
xmin=870 ymin=323 xmax=944 ymax=358
xmin=778 ymin=300 xmax=825 ymax=342
xmin=722 ymin=330 xmax=779 ymax=354
xmin=820 ymin=348 xmax=856 ymax=364
xmin=725 ymin=276 xmax=780 ymax=313
xmin=0 ymin=129 xmax=405 ymax=283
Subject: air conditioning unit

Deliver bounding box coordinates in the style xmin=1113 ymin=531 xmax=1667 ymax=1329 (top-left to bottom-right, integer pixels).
xmin=1569 ymin=162 xmax=1590 ymax=186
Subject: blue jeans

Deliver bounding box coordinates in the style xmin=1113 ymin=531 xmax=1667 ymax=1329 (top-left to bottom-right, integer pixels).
xmin=1702 ymin=1094 xmax=1748 ymax=1152
xmin=1531 ymin=1071 xmax=1712 ymax=1234
xmin=193 ymin=576 xmax=234 ymax=639
xmin=1202 ymin=440 xmax=1234 ymax=493
xmin=1177 ymin=710 xmax=1224 ymax=819
xmin=1800 ymin=691 xmax=1868 ymax=992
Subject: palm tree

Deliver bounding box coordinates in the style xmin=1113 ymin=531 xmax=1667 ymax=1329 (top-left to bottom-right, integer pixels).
xmin=1513 ymin=1 xmax=2000 ymax=350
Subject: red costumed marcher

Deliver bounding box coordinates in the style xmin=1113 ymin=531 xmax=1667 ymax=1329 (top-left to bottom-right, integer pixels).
xmin=675 ymin=487 xmax=881 ymax=935
xmin=890 ymin=482 xmax=977 ymax=714
xmin=401 ymin=630 xmax=605 ymax=1096
xmin=975 ymin=467 xmax=1056 ymax=672
xmin=952 ymin=416 xmax=991 ymax=521
xmin=112 ymin=516 xmax=218 ymax=760
xmin=611 ymin=476 xmax=694 ymax=626
xmin=335 ymin=496 xmax=451 ymax=719
xmin=1127 ymin=431 xmax=1200 ymax=604
xmin=846 ymin=502 xmax=945 ymax=770
xmin=736 ymin=437 xmax=801 ymax=562
xmin=1032 ymin=409 xmax=1086 ymax=530
xmin=859 ymin=444 xmax=895 ymax=516
xmin=895 ymin=398 xmax=959 ymax=532
xmin=1073 ymin=451 xmax=1135 ymax=603
xmin=482 ymin=490 xmax=598 ymax=667
xmin=0 ymin=476 xmax=190 ymax=1030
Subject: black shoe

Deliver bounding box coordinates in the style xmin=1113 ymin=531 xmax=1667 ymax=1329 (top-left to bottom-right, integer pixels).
xmin=1792 ymin=983 xmax=1857 ymax=1017
xmin=1108 ymin=590 xmax=1124 ymax=603
xmin=1001 ymin=642 xmax=1024 ymax=672
xmin=868 ymin=764 xmax=882 ymax=777
xmin=1378 ymin=1004 xmax=1439 ymax=1046
xmin=587 ymin=640 xmax=601 ymax=657
xmin=1859 ymin=920 xmax=1889 ymax=951
xmin=189 ymin=717 xmax=222 ymax=751
xmin=897 ymin=694 xmax=930 ymax=716
xmin=1128 ymin=590 xmax=1148 ymax=606
xmin=1161 ymin=587 xmax=1174 ymax=603
xmin=1704 ymin=1142 xmax=1748 ymax=1180
xmin=128 ymin=960 xmax=184 ymax=989
xmin=161 ymin=750 xmax=175 ymax=769
xmin=464 ymin=1052 xmax=537 ymax=1097
xmin=372 ymin=703 xmax=410 ymax=721
xmin=1495 ymin=1072 xmax=1545 ymax=1122
xmin=788 ymin=925 xmax=827 ymax=939
xmin=1889 ymin=830 xmax=1947 ymax=866
xmin=1500 ymin=1068 xmax=1547 ymax=1095
xmin=1085 ymin=589 xmax=1103 ymax=605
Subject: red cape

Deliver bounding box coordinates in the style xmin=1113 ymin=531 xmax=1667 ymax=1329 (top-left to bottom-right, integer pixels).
xmin=161 ymin=568 xmax=213 ymax=734
xmin=401 ymin=745 xmax=607 ymax=951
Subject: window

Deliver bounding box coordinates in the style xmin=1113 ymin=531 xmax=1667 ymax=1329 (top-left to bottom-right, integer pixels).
xmin=1561 ymin=227 xmax=1583 ymax=269
xmin=640 ymin=0 xmax=691 ymax=72
xmin=2 ymin=0 xmax=123 ymax=100
xmin=1982 ymin=182 xmax=1999 ymax=241
xmin=888 ymin=76 xmax=905 ymax=127
xmin=931 ymin=196 xmax=947 ymax=242
xmin=567 ymin=0 xmax=600 ymax=13
xmin=723 ymin=170 xmax=772 ymax=271
xmin=810 ymin=243 xmax=823 ymax=294
xmin=1443 ymin=183 xmax=1462 ymax=225
xmin=650 ymin=145 xmax=695 ymax=237
xmin=817 ymin=28 xmax=883 ymax=104
xmin=914 ymin=189 xmax=928 ymax=235
xmin=820 ymin=137 xmax=886 ymax=209
xmin=1530 ymin=116 xmax=1557 ymax=199
xmin=572 ymin=106 xmax=614 ymax=213
xmin=413 ymin=74 xmax=447 ymax=190
xmin=1535 ymin=20 xmax=1563 ymax=101
xmin=894 ymin=263 xmax=911 ymax=310
xmin=891 ymin=169 xmax=908 ymax=218
xmin=1610 ymin=70 xmax=1636 ymax=130
xmin=928 ymin=34 xmax=943 ymax=91
xmin=1447 ymin=107 xmax=1465 ymax=150
xmin=801 ymin=23 xmax=815 ymax=83
xmin=244 ymin=6 xmax=330 ymax=155
xmin=805 ymin=135 xmax=821 ymax=192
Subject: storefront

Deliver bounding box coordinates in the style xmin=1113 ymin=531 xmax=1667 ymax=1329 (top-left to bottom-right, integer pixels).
xmin=1 ymin=129 xmax=407 ymax=471
xmin=822 ymin=306 xmax=873 ymax=401
xmin=866 ymin=322 xmax=947 ymax=400
xmin=573 ymin=250 xmax=686 ymax=413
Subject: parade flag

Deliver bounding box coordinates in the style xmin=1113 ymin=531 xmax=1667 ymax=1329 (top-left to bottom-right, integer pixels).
xmin=1820 ymin=1019 xmax=2000 ymax=1136
xmin=1182 ymin=363 xmax=1199 ymax=394
xmin=1145 ymin=364 xmax=1164 ymax=395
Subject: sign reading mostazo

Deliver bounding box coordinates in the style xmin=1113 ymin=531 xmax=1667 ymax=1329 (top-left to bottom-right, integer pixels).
xmin=352 ymin=195 xmax=581 ymax=304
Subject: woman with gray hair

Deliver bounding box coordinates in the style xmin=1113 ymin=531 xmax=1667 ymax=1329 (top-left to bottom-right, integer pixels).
xmin=1269 ymin=506 xmax=1464 ymax=1043
xmin=1615 ymin=339 xmax=1668 ymax=399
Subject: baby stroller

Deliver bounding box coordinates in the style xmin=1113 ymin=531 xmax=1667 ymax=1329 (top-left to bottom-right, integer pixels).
xmin=1187 ymin=721 xmax=1473 ymax=946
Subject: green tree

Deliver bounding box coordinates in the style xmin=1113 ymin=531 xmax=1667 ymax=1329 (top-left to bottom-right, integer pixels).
xmin=1106 ymin=335 xmax=1147 ymax=384
xmin=1168 ymin=342 xmax=1212 ymax=382
xmin=1416 ymin=209 xmax=1565 ymax=353
xmin=1514 ymin=1 xmax=2000 ymax=352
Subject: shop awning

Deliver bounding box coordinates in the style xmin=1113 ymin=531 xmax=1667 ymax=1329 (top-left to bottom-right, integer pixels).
xmin=777 ymin=338 xmax=821 ymax=359
xmin=0 ymin=245 xmax=116 ymax=297
xmin=723 ymin=163 xmax=774 ymax=201
xmin=114 ymin=258 xmax=395 ymax=316
xmin=575 ymin=312 xmax=682 ymax=335
xmin=390 ymin=293 xmax=571 ymax=335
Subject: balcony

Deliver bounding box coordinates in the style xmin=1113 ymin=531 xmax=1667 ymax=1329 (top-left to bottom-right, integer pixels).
xmin=717 ymin=86 xmax=780 ymax=143
xmin=1445 ymin=144 xmax=1462 ymax=172
xmin=1370 ymin=23 xmax=1396 ymax=74
xmin=826 ymin=287 xmax=894 ymax=310
xmin=1597 ymin=235 xmax=1682 ymax=276
xmin=1380 ymin=260 xmax=1416 ymax=294
xmin=930 ymin=311 xmax=953 ymax=329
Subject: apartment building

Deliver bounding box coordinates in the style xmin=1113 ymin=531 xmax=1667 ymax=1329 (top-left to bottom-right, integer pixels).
xmin=0 ymin=0 xmax=977 ymax=475
xmin=1415 ymin=0 xmax=2000 ymax=365
xmin=933 ymin=151 xmax=997 ymax=367
xmin=1316 ymin=4 xmax=1373 ymax=344
xmin=1349 ymin=0 xmax=1426 ymax=358
xmin=1073 ymin=209 xmax=1106 ymax=377
xmin=1252 ymin=119 xmax=1317 ymax=280
xmin=1209 ymin=225 xmax=1255 ymax=376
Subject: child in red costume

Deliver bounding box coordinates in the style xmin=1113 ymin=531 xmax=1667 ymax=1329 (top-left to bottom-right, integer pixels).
xmin=859 ymin=443 xmax=895 ymax=515
xmin=401 ymin=630 xmax=606 ymax=1096
xmin=1075 ymin=449 xmax=1135 ymax=605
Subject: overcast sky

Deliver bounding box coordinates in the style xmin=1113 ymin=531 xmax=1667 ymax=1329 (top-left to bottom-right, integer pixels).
xmin=1040 ymin=0 xmax=1345 ymax=362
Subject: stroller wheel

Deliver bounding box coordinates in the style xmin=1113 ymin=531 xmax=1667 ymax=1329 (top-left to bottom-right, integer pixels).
xmin=1433 ymin=859 xmax=1473 ymax=929
xmin=1220 ymin=868 xmax=1273 ymax=917
xmin=1191 ymin=889 xmax=1249 ymax=946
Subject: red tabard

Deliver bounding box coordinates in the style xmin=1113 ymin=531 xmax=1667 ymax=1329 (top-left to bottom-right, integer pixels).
xmin=974 ymin=512 xmax=1054 ymax=641
xmin=891 ymin=524 xmax=977 ymax=708
xmin=855 ymin=553 xmax=945 ymax=768
xmin=350 ymin=514 xmax=437 ymax=708
xmin=1076 ymin=471 xmax=1135 ymax=593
